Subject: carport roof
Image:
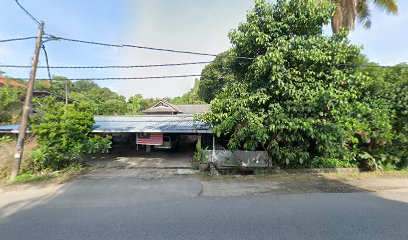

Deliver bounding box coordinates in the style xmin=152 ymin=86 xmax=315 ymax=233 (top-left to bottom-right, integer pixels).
xmin=92 ymin=115 xmax=211 ymax=133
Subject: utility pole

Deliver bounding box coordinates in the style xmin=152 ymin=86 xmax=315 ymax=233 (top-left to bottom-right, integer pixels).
xmin=11 ymin=21 xmax=45 ymax=180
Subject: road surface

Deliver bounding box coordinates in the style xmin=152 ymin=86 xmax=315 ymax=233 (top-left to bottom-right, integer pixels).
xmin=1 ymin=173 xmax=407 ymax=240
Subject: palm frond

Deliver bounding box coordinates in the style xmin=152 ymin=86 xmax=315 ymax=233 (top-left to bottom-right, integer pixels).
xmin=357 ymin=0 xmax=371 ymax=29
xmin=373 ymin=0 xmax=398 ymax=14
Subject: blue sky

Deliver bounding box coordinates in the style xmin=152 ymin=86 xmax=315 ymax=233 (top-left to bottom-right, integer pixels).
xmin=0 ymin=0 xmax=406 ymax=98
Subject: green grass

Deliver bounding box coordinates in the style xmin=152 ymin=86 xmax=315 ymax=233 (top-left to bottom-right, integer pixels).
xmin=13 ymin=172 xmax=57 ymax=184
xmin=0 ymin=163 xmax=89 ymax=186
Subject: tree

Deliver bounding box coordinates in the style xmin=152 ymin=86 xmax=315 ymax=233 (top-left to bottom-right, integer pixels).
xmin=30 ymin=97 xmax=111 ymax=170
xmin=202 ymin=0 xmax=364 ymax=167
xmin=327 ymin=0 xmax=398 ymax=33
xmin=198 ymin=52 xmax=235 ymax=103
xmin=69 ymin=84 xmax=128 ymax=115
xmin=0 ymin=85 xmax=22 ymax=124
xmin=171 ymin=79 xmax=205 ymax=104
xmin=353 ymin=63 xmax=408 ymax=169
xmin=72 ymin=80 xmax=99 ymax=92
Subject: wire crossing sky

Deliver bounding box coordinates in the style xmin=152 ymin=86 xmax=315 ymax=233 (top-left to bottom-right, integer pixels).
xmin=0 ymin=0 xmax=407 ymax=98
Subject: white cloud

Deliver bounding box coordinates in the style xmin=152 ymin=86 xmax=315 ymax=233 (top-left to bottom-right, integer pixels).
xmin=110 ymin=0 xmax=253 ymax=98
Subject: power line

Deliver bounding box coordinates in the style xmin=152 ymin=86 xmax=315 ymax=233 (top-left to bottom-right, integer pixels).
xmin=17 ymin=74 xmax=203 ymax=81
xmin=0 ymin=62 xmax=398 ymax=69
xmin=0 ymin=61 xmax=212 ymax=69
xmin=14 ymin=0 xmax=41 ymax=26
xmin=0 ymin=36 xmax=37 ymax=43
xmin=41 ymin=45 xmax=53 ymax=87
xmin=44 ymin=35 xmax=255 ymax=60
xmin=336 ymin=63 xmax=396 ymax=68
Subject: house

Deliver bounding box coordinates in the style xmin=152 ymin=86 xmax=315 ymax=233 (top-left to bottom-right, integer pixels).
xmin=0 ymin=76 xmax=27 ymax=89
xmin=142 ymin=100 xmax=210 ymax=115
xmin=0 ymin=100 xmax=214 ymax=151
xmin=93 ymin=100 xmax=212 ymax=151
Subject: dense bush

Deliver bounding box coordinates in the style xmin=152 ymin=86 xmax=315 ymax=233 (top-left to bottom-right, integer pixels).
xmin=0 ymin=85 xmax=23 ymax=124
xmin=201 ymin=0 xmax=407 ymax=170
xmin=30 ymin=97 xmax=112 ymax=170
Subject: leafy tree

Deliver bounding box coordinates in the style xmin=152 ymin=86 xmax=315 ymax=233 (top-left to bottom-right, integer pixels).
xmin=171 ymin=79 xmax=205 ymax=104
xmin=352 ymin=63 xmax=408 ymax=169
xmin=69 ymin=84 xmax=128 ymax=115
xmin=72 ymin=80 xmax=100 ymax=92
xmin=202 ymin=0 xmax=364 ymax=167
xmin=30 ymin=96 xmax=111 ymax=170
xmin=127 ymin=94 xmax=145 ymax=114
xmin=198 ymin=52 xmax=235 ymax=103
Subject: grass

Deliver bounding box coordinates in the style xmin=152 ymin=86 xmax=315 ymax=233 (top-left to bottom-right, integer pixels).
xmin=13 ymin=172 xmax=57 ymax=184
xmin=195 ymin=168 xmax=408 ymax=183
xmin=0 ymin=163 xmax=90 ymax=186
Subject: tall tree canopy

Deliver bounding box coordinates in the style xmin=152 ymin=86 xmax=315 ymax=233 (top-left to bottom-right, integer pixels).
xmin=198 ymin=52 xmax=235 ymax=103
xmin=202 ymin=0 xmax=406 ymax=169
xmin=202 ymin=0 xmax=363 ymax=167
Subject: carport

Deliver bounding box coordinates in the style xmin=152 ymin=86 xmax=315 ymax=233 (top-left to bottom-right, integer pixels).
xmin=89 ymin=115 xmax=213 ymax=169
xmin=92 ymin=115 xmax=213 ymax=150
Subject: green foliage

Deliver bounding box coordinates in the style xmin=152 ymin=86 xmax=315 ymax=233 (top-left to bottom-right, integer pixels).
xmin=0 ymin=85 xmax=22 ymax=124
xmin=202 ymin=0 xmax=407 ymax=170
xmin=30 ymin=96 xmax=112 ymax=170
xmin=127 ymin=94 xmax=158 ymax=114
xmin=198 ymin=53 xmax=235 ymax=103
xmin=83 ymin=135 xmax=112 ymax=154
xmin=351 ymin=63 xmax=408 ymax=169
xmin=193 ymin=140 xmax=209 ymax=168
xmin=69 ymin=83 xmax=128 ymax=115
xmin=13 ymin=171 xmax=55 ymax=184
xmin=171 ymin=79 xmax=205 ymax=104
xmin=0 ymin=136 xmax=12 ymax=145
xmin=202 ymin=0 xmax=361 ymax=168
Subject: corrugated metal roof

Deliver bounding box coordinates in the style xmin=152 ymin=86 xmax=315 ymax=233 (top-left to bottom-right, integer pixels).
xmin=176 ymin=104 xmax=210 ymax=114
xmin=0 ymin=116 xmax=211 ymax=134
xmin=93 ymin=115 xmax=211 ymax=133
xmin=0 ymin=124 xmax=21 ymax=133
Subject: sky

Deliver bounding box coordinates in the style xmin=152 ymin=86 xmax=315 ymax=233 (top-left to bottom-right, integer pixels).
xmin=0 ymin=0 xmax=407 ymax=98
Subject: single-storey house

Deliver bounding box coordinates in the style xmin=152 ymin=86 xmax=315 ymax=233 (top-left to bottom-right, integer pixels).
xmin=0 ymin=101 xmax=213 ymax=151
xmin=94 ymin=101 xmax=212 ymax=151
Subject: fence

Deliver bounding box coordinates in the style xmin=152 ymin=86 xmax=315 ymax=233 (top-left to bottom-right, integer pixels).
xmin=205 ymin=150 xmax=270 ymax=167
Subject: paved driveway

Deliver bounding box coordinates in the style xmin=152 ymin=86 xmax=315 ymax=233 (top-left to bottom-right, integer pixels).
xmin=85 ymin=145 xmax=192 ymax=170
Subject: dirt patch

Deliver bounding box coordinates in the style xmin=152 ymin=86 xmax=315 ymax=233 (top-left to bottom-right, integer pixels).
xmin=0 ymin=137 xmax=37 ymax=179
xmin=195 ymin=172 xmax=408 ymax=197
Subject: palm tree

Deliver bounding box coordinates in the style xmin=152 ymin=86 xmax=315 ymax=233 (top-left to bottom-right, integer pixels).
xmin=324 ymin=0 xmax=399 ymax=33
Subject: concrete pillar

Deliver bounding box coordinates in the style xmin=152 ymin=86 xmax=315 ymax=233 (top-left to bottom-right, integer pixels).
xmin=212 ymin=134 xmax=215 ymax=163
xmin=197 ymin=134 xmax=202 ymax=146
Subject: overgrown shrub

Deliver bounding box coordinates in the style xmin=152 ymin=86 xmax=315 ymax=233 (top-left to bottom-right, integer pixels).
xmin=30 ymin=97 xmax=112 ymax=171
xmin=201 ymin=0 xmax=407 ymax=170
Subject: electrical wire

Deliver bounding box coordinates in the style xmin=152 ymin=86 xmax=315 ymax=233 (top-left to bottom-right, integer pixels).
xmin=41 ymin=45 xmax=53 ymax=87
xmin=14 ymin=0 xmax=41 ymax=26
xmin=0 ymin=36 xmax=37 ymax=43
xmin=18 ymin=74 xmax=203 ymax=81
xmin=0 ymin=61 xmax=212 ymax=69
xmin=44 ymin=35 xmax=255 ymax=60
xmin=0 ymin=62 xmax=397 ymax=69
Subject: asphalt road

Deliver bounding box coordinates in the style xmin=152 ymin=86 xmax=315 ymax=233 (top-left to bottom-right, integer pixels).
xmin=1 ymin=176 xmax=407 ymax=240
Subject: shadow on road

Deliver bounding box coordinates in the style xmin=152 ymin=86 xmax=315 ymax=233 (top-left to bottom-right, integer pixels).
xmin=1 ymin=170 xmax=407 ymax=240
